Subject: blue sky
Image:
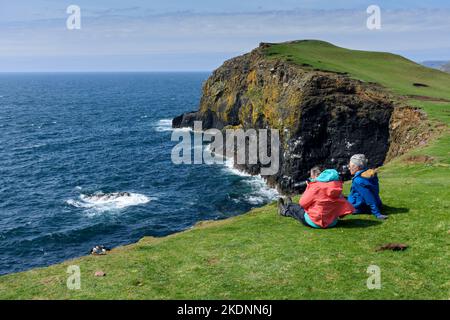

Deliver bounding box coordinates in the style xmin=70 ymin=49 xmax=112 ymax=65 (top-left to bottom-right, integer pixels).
xmin=1 ymin=0 xmax=449 ymax=71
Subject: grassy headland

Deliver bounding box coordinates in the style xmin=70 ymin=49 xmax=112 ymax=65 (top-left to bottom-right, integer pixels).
xmin=0 ymin=41 xmax=449 ymax=299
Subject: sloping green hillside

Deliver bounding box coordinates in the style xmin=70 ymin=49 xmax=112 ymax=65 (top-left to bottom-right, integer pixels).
xmin=0 ymin=41 xmax=449 ymax=299
xmin=264 ymin=40 xmax=450 ymax=101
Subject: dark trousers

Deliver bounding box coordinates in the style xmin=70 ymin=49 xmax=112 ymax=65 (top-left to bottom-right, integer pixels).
xmin=281 ymin=203 xmax=312 ymax=228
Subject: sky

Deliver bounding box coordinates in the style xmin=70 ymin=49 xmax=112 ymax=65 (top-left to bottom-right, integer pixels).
xmin=0 ymin=0 xmax=449 ymax=71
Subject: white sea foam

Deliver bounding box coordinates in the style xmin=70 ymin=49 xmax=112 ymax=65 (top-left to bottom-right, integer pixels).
xmin=223 ymin=157 xmax=252 ymax=177
xmin=154 ymin=119 xmax=192 ymax=132
xmin=66 ymin=191 xmax=151 ymax=214
xmin=243 ymin=178 xmax=279 ymax=205
xmin=223 ymin=157 xmax=279 ymax=205
xmin=155 ymin=119 xmax=173 ymax=132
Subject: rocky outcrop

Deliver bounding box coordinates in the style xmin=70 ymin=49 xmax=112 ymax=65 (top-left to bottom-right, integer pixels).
xmin=173 ymin=43 xmax=423 ymax=193
xmin=385 ymin=107 xmax=433 ymax=161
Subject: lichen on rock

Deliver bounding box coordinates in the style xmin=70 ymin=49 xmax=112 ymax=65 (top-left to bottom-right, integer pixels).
xmin=173 ymin=42 xmax=425 ymax=193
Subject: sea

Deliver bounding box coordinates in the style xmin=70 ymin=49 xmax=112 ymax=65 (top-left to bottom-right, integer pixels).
xmin=0 ymin=72 xmax=278 ymax=275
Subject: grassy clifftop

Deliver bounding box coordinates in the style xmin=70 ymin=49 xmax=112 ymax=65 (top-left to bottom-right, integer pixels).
xmin=263 ymin=40 xmax=450 ymax=101
xmin=0 ymin=41 xmax=449 ymax=299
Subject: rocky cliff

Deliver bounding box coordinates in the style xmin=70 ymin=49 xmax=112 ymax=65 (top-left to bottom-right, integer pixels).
xmin=173 ymin=42 xmax=427 ymax=193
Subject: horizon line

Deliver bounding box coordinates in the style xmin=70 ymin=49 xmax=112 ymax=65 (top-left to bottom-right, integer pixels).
xmin=0 ymin=70 xmax=213 ymax=74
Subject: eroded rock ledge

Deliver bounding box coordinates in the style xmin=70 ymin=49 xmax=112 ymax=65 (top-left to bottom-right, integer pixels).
xmin=173 ymin=43 xmax=427 ymax=193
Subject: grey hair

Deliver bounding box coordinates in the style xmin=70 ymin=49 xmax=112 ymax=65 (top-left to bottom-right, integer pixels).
xmin=350 ymin=154 xmax=368 ymax=169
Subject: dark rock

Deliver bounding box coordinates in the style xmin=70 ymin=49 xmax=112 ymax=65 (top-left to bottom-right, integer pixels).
xmin=172 ymin=111 xmax=198 ymax=128
xmin=173 ymin=45 xmax=427 ymax=194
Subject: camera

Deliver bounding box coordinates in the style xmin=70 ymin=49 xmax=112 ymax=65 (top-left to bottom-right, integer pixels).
xmin=292 ymin=165 xmax=351 ymax=190
xmin=338 ymin=165 xmax=351 ymax=181
xmin=293 ymin=180 xmax=309 ymax=189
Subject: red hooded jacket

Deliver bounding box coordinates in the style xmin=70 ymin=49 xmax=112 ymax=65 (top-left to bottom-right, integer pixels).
xmin=299 ymin=181 xmax=354 ymax=228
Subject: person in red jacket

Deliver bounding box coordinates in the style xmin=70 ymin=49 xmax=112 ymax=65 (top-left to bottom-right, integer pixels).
xmin=278 ymin=166 xmax=354 ymax=228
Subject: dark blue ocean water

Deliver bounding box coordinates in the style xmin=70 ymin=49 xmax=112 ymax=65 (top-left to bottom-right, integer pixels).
xmin=0 ymin=73 xmax=277 ymax=275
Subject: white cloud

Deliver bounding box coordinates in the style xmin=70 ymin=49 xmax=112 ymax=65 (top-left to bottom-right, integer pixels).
xmin=0 ymin=8 xmax=449 ymax=70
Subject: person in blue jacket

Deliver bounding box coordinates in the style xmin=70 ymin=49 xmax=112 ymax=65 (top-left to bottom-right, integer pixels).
xmin=347 ymin=154 xmax=388 ymax=220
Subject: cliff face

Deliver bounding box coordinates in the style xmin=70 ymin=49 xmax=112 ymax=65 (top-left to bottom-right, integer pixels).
xmin=173 ymin=43 xmax=423 ymax=193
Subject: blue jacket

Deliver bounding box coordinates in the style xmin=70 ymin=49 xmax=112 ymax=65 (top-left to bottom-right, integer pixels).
xmin=347 ymin=169 xmax=383 ymax=217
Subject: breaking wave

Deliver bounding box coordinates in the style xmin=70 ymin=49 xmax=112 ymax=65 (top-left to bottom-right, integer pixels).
xmin=154 ymin=119 xmax=192 ymax=132
xmin=223 ymin=157 xmax=279 ymax=205
xmin=66 ymin=192 xmax=151 ymax=215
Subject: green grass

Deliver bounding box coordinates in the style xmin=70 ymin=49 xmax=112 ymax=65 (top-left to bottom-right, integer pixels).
xmin=264 ymin=40 xmax=450 ymax=100
xmin=0 ymin=40 xmax=449 ymax=299
xmin=0 ymin=165 xmax=448 ymax=299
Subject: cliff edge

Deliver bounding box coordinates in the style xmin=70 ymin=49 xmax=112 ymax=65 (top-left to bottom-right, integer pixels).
xmin=173 ymin=40 xmax=433 ymax=193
